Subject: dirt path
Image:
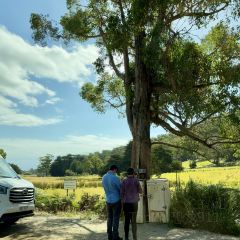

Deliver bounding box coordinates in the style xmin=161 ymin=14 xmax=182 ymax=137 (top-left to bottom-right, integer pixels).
xmin=0 ymin=215 xmax=239 ymax=240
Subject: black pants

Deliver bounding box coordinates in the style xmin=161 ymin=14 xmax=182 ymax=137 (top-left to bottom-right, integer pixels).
xmin=123 ymin=202 xmax=138 ymax=240
xmin=107 ymin=200 xmax=122 ymax=240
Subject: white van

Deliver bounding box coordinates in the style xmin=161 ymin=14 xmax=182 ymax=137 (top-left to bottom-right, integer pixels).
xmin=0 ymin=157 xmax=35 ymax=224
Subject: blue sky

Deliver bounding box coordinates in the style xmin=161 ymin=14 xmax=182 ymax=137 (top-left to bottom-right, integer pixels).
xmin=1 ymin=1 xmax=234 ymax=170
xmin=0 ymin=1 xmax=166 ymax=170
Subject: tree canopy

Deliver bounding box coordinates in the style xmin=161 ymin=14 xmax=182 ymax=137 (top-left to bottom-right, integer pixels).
xmin=37 ymin=154 xmax=54 ymax=176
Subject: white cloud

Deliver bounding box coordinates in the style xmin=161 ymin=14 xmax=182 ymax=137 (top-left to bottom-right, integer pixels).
xmin=0 ymin=95 xmax=62 ymax=126
xmin=45 ymin=97 xmax=61 ymax=105
xmin=0 ymin=26 xmax=98 ymax=127
xmin=0 ymin=135 xmax=129 ymax=169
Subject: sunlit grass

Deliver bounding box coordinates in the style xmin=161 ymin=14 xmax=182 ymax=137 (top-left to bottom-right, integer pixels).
xmin=23 ymin=165 xmax=240 ymax=193
xmin=22 ymin=175 xmax=102 ymax=189
xmin=181 ymin=160 xmax=214 ymax=169
xmin=162 ymin=165 xmax=240 ymax=188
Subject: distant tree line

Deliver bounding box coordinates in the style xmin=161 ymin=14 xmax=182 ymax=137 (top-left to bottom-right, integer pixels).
xmin=49 ymin=142 xmax=132 ymax=176
xmin=35 ymin=131 xmax=240 ymax=177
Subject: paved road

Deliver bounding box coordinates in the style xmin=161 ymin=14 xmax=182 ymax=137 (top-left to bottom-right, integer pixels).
xmin=0 ymin=215 xmax=239 ymax=240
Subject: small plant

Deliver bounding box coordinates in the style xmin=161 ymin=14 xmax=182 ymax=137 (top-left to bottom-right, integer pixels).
xmin=35 ymin=189 xmax=74 ymax=213
xmin=77 ymin=193 xmax=106 ymax=217
xmin=189 ymin=160 xmax=197 ymax=169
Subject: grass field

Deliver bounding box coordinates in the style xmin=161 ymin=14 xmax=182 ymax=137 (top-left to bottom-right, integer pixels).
xmin=161 ymin=165 xmax=240 ymax=188
xmin=23 ymin=175 xmax=102 ymax=189
xmin=23 ymin=164 xmax=240 ymax=194
xmin=181 ymin=160 xmax=215 ymax=169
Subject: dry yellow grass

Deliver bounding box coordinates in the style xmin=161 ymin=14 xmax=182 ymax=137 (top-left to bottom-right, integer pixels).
xmin=181 ymin=160 xmax=214 ymax=169
xmin=161 ymin=166 xmax=240 ymax=188
xmin=22 ymin=175 xmax=102 ymax=189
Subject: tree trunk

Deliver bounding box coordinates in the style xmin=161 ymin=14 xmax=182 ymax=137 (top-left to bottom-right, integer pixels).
xmin=131 ymin=32 xmax=151 ymax=179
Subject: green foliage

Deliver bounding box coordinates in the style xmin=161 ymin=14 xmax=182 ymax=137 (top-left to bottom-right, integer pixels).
xmin=151 ymin=145 xmax=173 ymax=174
xmin=50 ymin=154 xmax=82 ymax=176
xmin=170 ymin=181 xmax=240 ymax=236
xmin=171 ymin=160 xmax=183 ymax=171
xmin=65 ymin=169 xmax=76 ymax=176
xmin=35 ymin=190 xmax=106 ymax=218
xmin=37 ymin=154 xmax=53 ymax=176
xmin=30 ymin=13 xmax=60 ymax=45
xmin=182 ymin=160 xmax=214 ymax=169
xmin=49 ymin=142 xmax=132 ymax=177
xmin=80 ymin=82 xmax=105 ymax=112
xmin=61 ymin=9 xmax=93 ymax=41
xmin=85 ymin=153 xmax=104 ymax=175
xmin=151 ymin=139 xmax=186 ymax=174
xmin=35 ymin=190 xmax=75 ymax=213
xmin=189 ymin=160 xmax=197 ymax=169
xmin=0 ymin=149 xmax=7 ymax=159
xmin=78 ymin=192 xmax=106 ymax=217
xmin=80 ymin=73 xmax=125 ymax=114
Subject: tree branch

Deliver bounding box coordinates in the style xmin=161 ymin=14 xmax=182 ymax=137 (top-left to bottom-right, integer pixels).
xmin=103 ymin=99 xmax=125 ymax=115
xmin=151 ymin=141 xmax=206 ymax=158
xmin=151 ymin=113 xmax=184 ymax=137
xmin=170 ymin=4 xmax=228 ymax=23
xmin=210 ymin=140 xmax=240 ymax=147
xmin=156 ymin=111 xmax=213 ymax=148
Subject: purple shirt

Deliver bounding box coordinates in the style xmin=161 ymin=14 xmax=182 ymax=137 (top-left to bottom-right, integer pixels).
xmin=121 ymin=176 xmax=142 ymax=203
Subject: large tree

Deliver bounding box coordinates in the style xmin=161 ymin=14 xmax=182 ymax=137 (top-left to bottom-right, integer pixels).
xmin=31 ymin=0 xmax=240 ymax=177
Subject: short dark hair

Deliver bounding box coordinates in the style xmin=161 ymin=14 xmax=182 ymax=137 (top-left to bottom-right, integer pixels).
xmin=109 ymin=164 xmax=118 ymax=171
xmin=127 ymin=167 xmax=134 ymax=175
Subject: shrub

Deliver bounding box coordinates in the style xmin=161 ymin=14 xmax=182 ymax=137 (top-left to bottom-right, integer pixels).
xmin=171 ymin=160 xmax=183 ymax=171
xmin=170 ymin=180 xmax=240 ymax=236
xmin=189 ymin=160 xmax=197 ymax=169
xmin=35 ymin=190 xmax=74 ymax=213
xmin=78 ymin=193 xmax=106 ymax=218
xmin=35 ymin=189 xmax=106 ymax=218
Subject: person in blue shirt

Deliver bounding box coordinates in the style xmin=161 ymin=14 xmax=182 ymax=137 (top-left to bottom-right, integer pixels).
xmin=102 ymin=165 xmax=122 ymax=240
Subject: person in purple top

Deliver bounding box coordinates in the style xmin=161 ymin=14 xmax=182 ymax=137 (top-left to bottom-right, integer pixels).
xmin=121 ymin=168 xmax=142 ymax=240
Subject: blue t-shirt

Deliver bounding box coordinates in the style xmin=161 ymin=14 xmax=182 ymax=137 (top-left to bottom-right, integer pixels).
xmin=102 ymin=171 xmax=121 ymax=203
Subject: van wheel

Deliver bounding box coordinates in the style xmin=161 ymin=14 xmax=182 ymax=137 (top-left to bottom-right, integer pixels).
xmin=3 ymin=218 xmax=19 ymax=225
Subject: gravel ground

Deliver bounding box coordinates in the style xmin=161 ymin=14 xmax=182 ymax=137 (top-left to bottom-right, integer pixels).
xmin=0 ymin=215 xmax=239 ymax=240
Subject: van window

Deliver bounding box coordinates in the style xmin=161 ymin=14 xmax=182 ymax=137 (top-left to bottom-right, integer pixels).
xmin=0 ymin=159 xmax=19 ymax=178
